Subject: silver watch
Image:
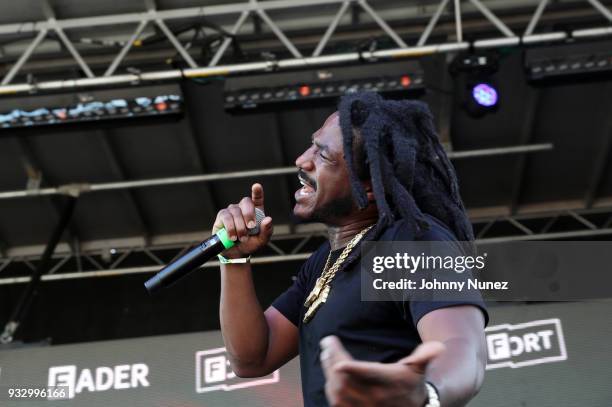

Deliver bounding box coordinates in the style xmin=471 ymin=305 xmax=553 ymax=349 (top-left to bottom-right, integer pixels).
xmin=424 ymin=382 xmax=440 ymax=407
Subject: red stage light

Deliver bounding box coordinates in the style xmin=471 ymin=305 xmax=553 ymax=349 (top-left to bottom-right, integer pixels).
xmin=155 ymin=102 xmax=168 ymax=111
xmin=299 ymin=85 xmax=311 ymax=96
xmin=400 ymin=75 xmax=411 ymax=87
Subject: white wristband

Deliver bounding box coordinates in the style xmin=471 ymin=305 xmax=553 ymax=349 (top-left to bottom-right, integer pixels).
xmin=424 ymin=382 xmax=440 ymax=407
xmin=217 ymin=254 xmax=251 ymax=264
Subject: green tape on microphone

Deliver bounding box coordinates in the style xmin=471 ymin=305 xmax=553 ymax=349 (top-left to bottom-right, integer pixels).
xmin=216 ymin=228 xmax=235 ymax=250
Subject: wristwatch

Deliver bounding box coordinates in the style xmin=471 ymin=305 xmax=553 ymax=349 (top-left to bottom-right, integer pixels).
xmin=424 ymin=382 xmax=441 ymax=407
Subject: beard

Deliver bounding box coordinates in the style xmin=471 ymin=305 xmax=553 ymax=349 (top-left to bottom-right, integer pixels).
xmin=295 ymin=192 xmax=357 ymax=224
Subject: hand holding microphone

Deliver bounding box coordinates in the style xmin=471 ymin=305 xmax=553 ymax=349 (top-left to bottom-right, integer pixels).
xmin=144 ymin=183 xmax=273 ymax=293
xmin=212 ymin=183 xmax=273 ymax=259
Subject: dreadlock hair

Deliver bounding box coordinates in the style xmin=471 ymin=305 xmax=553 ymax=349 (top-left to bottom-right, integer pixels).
xmin=338 ymin=91 xmax=474 ymax=244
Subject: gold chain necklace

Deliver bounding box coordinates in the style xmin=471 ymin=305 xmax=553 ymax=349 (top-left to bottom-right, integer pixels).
xmin=303 ymin=225 xmax=373 ymax=323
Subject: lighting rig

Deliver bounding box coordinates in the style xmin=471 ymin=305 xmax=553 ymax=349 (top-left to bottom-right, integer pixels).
xmin=0 ymin=94 xmax=182 ymax=129
xmin=223 ymin=60 xmax=424 ymax=110
xmin=525 ymin=40 xmax=612 ymax=83
xmin=450 ymin=52 xmax=500 ymax=118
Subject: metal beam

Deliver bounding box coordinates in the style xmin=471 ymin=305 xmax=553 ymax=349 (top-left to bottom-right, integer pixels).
xmin=3 ymin=217 xmax=612 ymax=285
xmin=477 ymin=228 xmax=612 ymax=244
xmin=104 ymin=21 xmax=148 ymax=76
xmin=2 ymin=201 xmax=612 ymax=285
xmin=209 ymin=10 xmax=250 ymax=67
xmin=586 ymin=0 xmax=612 ymax=23
xmin=357 ymin=0 xmax=407 ymax=48
xmin=154 ymin=17 xmax=199 ymax=69
xmin=50 ymin=19 xmax=95 ymax=78
xmin=0 ymin=1 xmax=606 ymax=95
xmin=417 ymin=0 xmax=450 ymax=47
xmin=0 ymin=144 xmax=554 ymax=201
xmin=524 ymin=0 xmax=549 ymax=36
xmin=0 ymin=196 xmax=77 ymax=343
xmin=453 ymin=0 xmax=463 ymax=42
xmin=312 ymin=1 xmax=350 ymax=57
xmin=255 ymin=7 xmax=303 ymax=58
xmin=446 ymin=143 xmax=552 ymax=159
xmin=1 ymin=29 xmax=48 ymax=85
xmin=468 ymin=0 xmax=515 ymax=37
xmin=0 ymin=252 xmax=313 ymax=285
xmin=10 ymin=138 xmax=80 ymax=248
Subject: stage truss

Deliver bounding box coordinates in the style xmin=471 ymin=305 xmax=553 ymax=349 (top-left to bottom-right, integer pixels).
xmin=1 ymin=202 xmax=611 ymax=285
xmin=0 ymin=0 xmax=610 ymax=95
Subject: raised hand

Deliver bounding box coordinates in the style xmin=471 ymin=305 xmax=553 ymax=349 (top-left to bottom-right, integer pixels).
xmin=212 ymin=183 xmax=273 ymax=258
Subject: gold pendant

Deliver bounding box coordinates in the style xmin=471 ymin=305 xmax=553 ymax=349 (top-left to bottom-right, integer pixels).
xmin=304 ymin=278 xmax=324 ymax=307
xmin=303 ymin=285 xmax=330 ymax=323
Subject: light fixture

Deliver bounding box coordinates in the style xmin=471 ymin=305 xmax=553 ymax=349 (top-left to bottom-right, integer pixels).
xmin=450 ymin=52 xmax=500 ymax=118
xmin=471 ymin=83 xmax=498 ymax=107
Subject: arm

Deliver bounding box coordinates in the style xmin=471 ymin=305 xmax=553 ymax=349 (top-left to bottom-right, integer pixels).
xmin=215 ymin=183 xmax=299 ymax=378
xmin=417 ymin=305 xmax=487 ymax=406
xmin=220 ymin=261 xmax=298 ymax=377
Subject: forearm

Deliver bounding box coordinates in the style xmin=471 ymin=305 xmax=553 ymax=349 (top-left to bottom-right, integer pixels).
xmin=425 ymin=337 xmax=486 ymax=407
xmin=219 ymin=262 xmax=270 ymax=374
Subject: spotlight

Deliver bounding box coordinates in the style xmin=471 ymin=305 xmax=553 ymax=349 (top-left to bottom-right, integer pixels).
xmin=464 ymin=79 xmax=499 ymax=117
xmin=450 ymin=52 xmax=500 ymax=118
xmin=299 ymin=85 xmax=311 ymax=97
xmin=471 ymin=83 xmax=498 ymax=107
xmin=400 ymin=75 xmax=412 ymax=87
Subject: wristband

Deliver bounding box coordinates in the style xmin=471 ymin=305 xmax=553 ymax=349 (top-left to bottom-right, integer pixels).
xmin=424 ymin=382 xmax=440 ymax=407
xmin=217 ymin=254 xmax=251 ymax=264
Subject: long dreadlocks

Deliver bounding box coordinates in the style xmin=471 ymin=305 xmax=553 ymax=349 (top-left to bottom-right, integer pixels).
xmin=338 ymin=91 xmax=474 ymax=243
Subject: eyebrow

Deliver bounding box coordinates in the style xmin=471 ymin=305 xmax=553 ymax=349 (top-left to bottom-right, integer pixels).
xmin=311 ymin=134 xmax=330 ymax=151
xmin=313 ymin=140 xmax=330 ymax=152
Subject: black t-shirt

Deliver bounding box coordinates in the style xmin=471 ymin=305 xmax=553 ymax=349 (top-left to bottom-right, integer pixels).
xmin=272 ymin=215 xmax=488 ymax=407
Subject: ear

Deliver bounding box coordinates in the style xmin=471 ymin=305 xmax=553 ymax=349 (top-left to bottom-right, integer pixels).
xmin=363 ymin=180 xmax=375 ymax=203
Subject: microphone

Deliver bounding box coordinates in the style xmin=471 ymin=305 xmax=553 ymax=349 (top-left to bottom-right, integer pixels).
xmin=144 ymin=208 xmax=265 ymax=293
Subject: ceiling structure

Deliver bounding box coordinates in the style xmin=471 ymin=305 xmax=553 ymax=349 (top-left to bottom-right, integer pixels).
xmin=0 ymin=0 xmax=611 ymax=344
xmin=0 ymin=0 xmax=610 ymax=92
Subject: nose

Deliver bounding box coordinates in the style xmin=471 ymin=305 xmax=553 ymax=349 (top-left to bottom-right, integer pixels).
xmin=295 ymin=144 xmax=315 ymax=171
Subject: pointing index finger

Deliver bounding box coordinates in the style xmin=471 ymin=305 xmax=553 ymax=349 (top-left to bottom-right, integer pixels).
xmin=251 ymin=183 xmax=265 ymax=210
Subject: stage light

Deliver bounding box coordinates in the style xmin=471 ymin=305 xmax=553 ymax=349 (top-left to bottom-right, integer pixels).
xmin=449 ymin=52 xmax=500 ymax=118
xmin=299 ymin=85 xmax=311 ymax=97
xmin=0 ymin=94 xmax=182 ymax=129
xmin=471 ymin=83 xmax=498 ymax=107
xmin=223 ymin=61 xmax=425 ymax=110
xmin=525 ymin=40 xmax=612 ymax=82
xmin=400 ymin=75 xmax=411 ymax=87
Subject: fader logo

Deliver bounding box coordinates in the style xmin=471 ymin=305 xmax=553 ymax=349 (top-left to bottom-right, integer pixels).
xmin=485 ymin=318 xmax=567 ymax=370
xmin=195 ymin=347 xmax=279 ymax=393
xmin=47 ymin=363 xmax=150 ymax=399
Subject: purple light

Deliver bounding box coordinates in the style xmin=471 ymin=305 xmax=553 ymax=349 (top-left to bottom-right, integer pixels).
xmin=472 ymin=83 xmax=498 ymax=107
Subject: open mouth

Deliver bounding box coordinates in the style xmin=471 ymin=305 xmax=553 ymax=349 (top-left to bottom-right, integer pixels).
xmin=298 ymin=171 xmax=316 ymax=196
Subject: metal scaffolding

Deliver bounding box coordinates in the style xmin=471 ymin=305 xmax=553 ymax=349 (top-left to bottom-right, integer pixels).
xmin=0 ymin=143 xmax=553 ymax=200
xmin=0 ymin=0 xmax=609 ymax=95
xmin=1 ymin=202 xmax=611 ymax=286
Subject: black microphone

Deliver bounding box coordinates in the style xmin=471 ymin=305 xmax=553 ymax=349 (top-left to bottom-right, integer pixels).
xmin=144 ymin=208 xmax=265 ymax=293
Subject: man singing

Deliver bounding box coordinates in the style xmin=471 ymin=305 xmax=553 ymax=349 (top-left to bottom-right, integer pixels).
xmin=214 ymin=91 xmax=487 ymax=407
